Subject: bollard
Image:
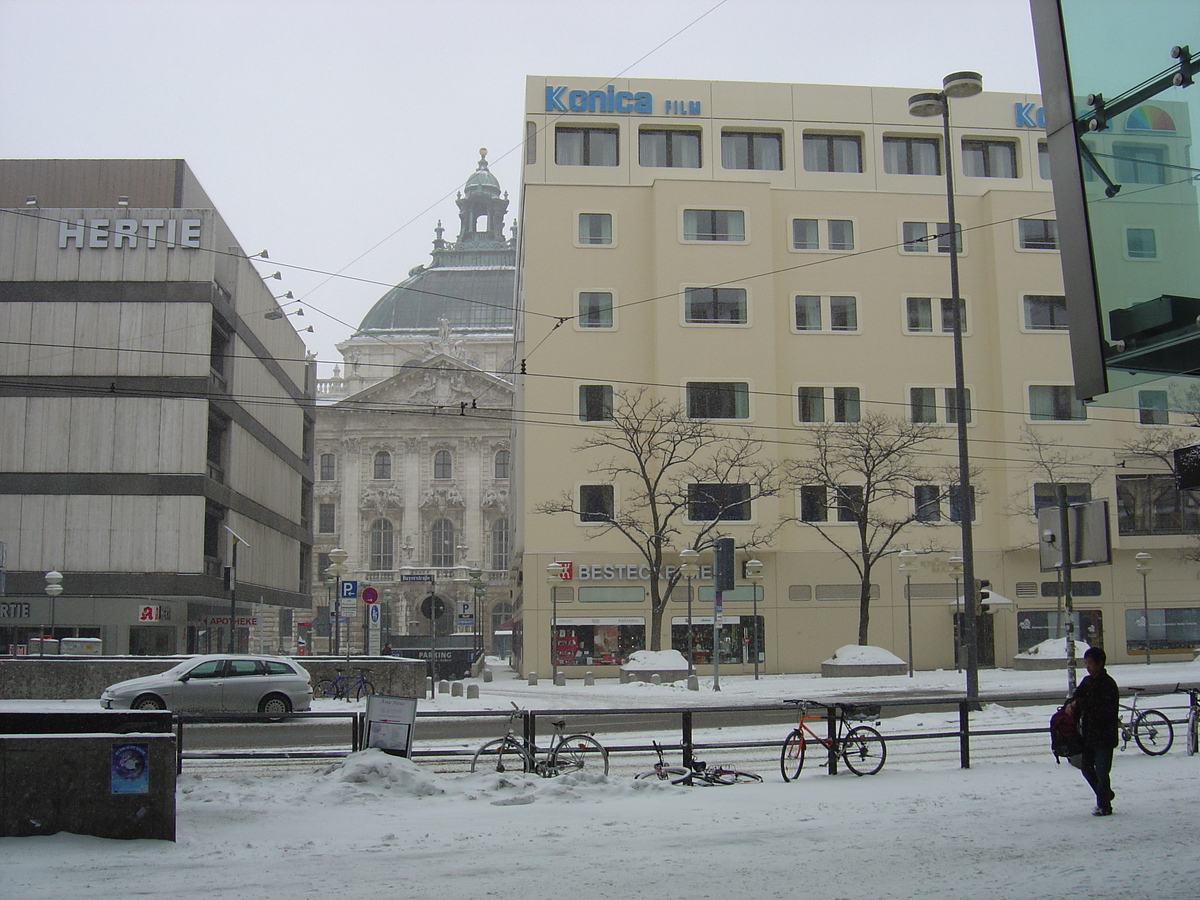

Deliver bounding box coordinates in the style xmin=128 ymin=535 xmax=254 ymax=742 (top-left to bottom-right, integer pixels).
xmin=451 ymin=681 xmax=463 ymax=697
xmin=650 ymin=673 xmax=661 ymax=685
xmin=438 ymin=679 xmax=450 ymax=694
xmin=482 ymin=668 xmax=493 ymax=683
xmin=528 ymin=672 xmax=537 ymax=685
xmin=466 ymin=684 xmax=479 ymax=699
xmin=554 ymin=672 xmax=565 ymax=686
xmin=425 ymin=676 xmax=433 ymax=698
xmin=687 ymin=674 xmax=699 ymax=691
xmin=584 ymin=671 xmax=594 ymax=686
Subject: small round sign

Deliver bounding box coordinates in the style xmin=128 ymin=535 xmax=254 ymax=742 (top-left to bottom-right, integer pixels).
xmin=362 ymin=586 xmax=379 ymax=604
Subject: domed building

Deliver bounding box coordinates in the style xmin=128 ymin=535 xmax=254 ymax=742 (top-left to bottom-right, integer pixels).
xmin=311 ymin=151 xmax=516 ymax=664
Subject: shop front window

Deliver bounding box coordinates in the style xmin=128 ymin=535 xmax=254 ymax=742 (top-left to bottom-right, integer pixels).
xmin=670 ymin=615 xmax=764 ymax=666
xmin=553 ymin=621 xmax=644 ymax=666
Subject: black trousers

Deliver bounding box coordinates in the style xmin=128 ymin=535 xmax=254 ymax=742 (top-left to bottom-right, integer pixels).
xmin=1080 ymin=743 xmax=1114 ymax=809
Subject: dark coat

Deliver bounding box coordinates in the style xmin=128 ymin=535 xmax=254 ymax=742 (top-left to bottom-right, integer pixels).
xmin=1071 ymin=669 xmax=1120 ymax=748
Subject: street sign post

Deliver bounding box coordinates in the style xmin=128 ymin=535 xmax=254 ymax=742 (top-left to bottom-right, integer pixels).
xmin=340 ymin=580 xmax=358 ymax=599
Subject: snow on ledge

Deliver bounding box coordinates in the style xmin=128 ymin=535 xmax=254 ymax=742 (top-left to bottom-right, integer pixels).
xmin=622 ymin=649 xmax=690 ymax=671
xmin=822 ymin=645 xmax=906 ymax=666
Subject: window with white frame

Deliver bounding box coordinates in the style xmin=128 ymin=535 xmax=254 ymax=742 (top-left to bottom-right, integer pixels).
xmin=721 ymin=130 xmax=782 ymax=170
xmin=1113 ymin=143 xmax=1167 ymax=184
xmin=433 ymin=449 xmax=452 ymax=479
xmin=902 ymin=220 xmax=962 ymax=254
xmin=948 ymin=485 xmax=976 ymax=522
xmin=369 ymin=519 xmax=394 ymax=571
xmin=319 ymin=453 xmax=336 ymax=481
xmin=909 ymin=387 xmax=971 ymax=424
xmin=373 ymin=450 xmax=392 ymax=480
xmin=683 ymin=208 xmax=746 ymax=242
xmin=914 ymin=485 xmax=976 ymax=523
xmin=639 ymin=128 xmax=701 ymax=168
xmin=491 ymin=518 xmax=510 ymax=570
xmin=798 ymin=485 xmax=860 ymax=522
xmin=686 ymin=381 xmax=750 ymax=419
xmin=802 ymin=133 xmax=862 ymax=173
xmin=792 ymin=218 xmax=855 ymax=251
xmin=797 ymin=386 xmax=861 ymax=423
xmin=1028 ymin=385 xmax=1087 ymax=421
xmin=431 ymin=519 xmax=456 ymax=567
xmin=579 ymin=384 xmax=614 ymax=421
xmin=1018 ymin=218 xmax=1059 ymax=250
xmin=1033 ymin=482 xmax=1091 ymax=510
xmin=579 ymin=484 xmax=614 ymax=523
xmin=1038 ymin=140 xmax=1052 ymax=180
xmin=905 ymin=296 xmax=965 ymax=334
xmin=882 ymin=135 xmax=940 ymax=175
xmin=1023 ymin=294 xmax=1068 ymax=330
xmin=687 ymin=483 xmax=751 ymax=521
xmin=578 ymin=291 xmax=614 ymax=328
xmin=685 ymin=286 xmax=747 ymax=324
xmin=555 ymin=126 xmax=618 ymax=166
xmin=793 ymin=294 xmax=858 ymax=332
xmin=578 ymin=213 xmax=612 ymax=245
xmin=961 ymin=139 xmax=1017 ymax=178
xmin=494 ymin=449 xmax=511 ymax=479
xmin=1126 ymin=228 xmax=1158 ymax=259
xmin=1138 ymin=389 xmax=1169 ymax=425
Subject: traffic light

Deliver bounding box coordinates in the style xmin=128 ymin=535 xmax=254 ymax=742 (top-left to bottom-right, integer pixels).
xmin=977 ymin=579 xmax=991 ymax=613
xmin=713 ymin=537 xmax=735 ymax=592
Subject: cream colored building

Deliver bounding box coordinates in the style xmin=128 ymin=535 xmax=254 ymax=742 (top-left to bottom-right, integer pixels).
xmin=513 ymin=77 xmax=1200 ymax=678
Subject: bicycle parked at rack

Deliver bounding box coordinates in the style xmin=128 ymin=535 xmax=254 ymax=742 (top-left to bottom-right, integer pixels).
xmin=1174 ymin=683 xmax=1199 ymax=756
xmin=634 ymin=741 xmax=763 ymax=785
xmin=1119 ymin=687 xmax=1173 ymax=755
xmin=780 ymin=699 xmax=887 ymax=780
xmin=313 ymin=667 xmax=375 ymax=701
xmin=470 ymin=704 xmax=609 ymax=777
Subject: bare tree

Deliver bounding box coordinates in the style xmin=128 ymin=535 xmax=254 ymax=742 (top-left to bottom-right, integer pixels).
xmin=786 ymin=413 xmax=946 ymax=646
xmin=1008 ymin=424 xmax=1103 ymax=523
xmin=534 ymin=387 xmax=780 ymax=650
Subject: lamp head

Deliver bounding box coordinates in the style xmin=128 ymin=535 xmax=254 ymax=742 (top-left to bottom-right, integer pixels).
xmin=943 ymin=71 xmax=983 ymax=98
xmin=546 ymin=560 xmax=564 ymax=582
xmin=908 ymin=91 xmax=945 ymax=118
xmin=1135 ymin=551 xmax=1152 ymax=574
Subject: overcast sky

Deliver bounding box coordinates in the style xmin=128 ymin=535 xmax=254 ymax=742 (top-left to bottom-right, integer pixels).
xmin=0 ymin=0 xmax=1043 ymax=375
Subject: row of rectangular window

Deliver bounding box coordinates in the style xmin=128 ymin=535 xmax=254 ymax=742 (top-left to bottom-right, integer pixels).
xmin=317 ymin=449 xmax=512 ymax=481
xmin=550 ymin=126 xmax=1053 ymax=180
xmin=579 ymin=290 xmax=1068 ymax=334
xmin=578 ymin=382 xmax=1089 ymax=424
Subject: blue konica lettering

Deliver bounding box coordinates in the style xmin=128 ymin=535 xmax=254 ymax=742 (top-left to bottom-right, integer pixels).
xmin=546 ymin=85 xmax=652 ymax=114
xmin=1014 ymin=102 xmax=1046 ymax=128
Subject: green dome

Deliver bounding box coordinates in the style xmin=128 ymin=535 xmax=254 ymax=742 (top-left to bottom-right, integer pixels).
xmin=464 ymin=148 xmax=501 ymax=197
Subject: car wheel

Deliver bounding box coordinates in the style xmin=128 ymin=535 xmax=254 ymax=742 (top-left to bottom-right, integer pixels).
xmin=259 ymin=694 xmax=291 ymax=718
xmin=132 ymin=694 xmax=166 ymax=711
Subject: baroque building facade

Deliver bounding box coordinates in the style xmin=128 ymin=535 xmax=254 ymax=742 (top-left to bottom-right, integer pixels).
xmin=312 ymin=151 xmax=516 ymax=656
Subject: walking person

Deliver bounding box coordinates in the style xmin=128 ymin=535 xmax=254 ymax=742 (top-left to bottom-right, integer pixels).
xmin=1067 ymin=646 xmax=1120 ymax=816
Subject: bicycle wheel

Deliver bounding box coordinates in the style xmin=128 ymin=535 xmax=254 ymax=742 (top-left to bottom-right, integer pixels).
xmin=1133 ymin=709 xmax=1174 ymax=755
xmin=780 ymin=729 xmax=807 ymax=782
xmin=355 ymin=680 xmax=376 ymax=701
xmin=708 ymin=768 xmax=764 ymax=785
xmin=470 ymin=737 xmax=528 ymax=774
xmin=633 ymin=766 xmax=692 ymax=784
xmin=549 ymin=734 xmax=609 ymax=776
xmin=1188 ymin=706 xmax=1199 ymax=756
xmin=313 ymin=679 xmax=338 ymax=699
xmin=842 ymin=725 xmax=886 ymax=775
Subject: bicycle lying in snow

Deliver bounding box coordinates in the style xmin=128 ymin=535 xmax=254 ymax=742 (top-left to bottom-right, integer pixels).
xmin=634 ymin=741 xmax=763 ymax=785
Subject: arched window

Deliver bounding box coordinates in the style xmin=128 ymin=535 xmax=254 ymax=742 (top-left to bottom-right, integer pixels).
xmin=491 ymin=601 xmax=514 ymax=634
xmin=431 ymin=519 xmax=455 ymax=567
xmin=369 ymin=519 xmax=394 ymax=571
xmin=433 ymin=449 xmax=452 ymax=479
xmin=319 ymin=453 xmax=336 ymax=481
xmin=373 ymin=450 xmax=392 ymax=480
xmin=494 ymin=449 xmax=511 ymax=479
xmin=491 ymin=518 xmax=510 ymax=571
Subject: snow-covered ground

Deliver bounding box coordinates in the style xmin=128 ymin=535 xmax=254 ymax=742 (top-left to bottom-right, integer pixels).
xmin=3 ymin=657 xmax=1199 ymax=900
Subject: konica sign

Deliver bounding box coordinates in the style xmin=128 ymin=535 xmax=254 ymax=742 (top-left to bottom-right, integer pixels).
xmin=546 ymin=85 xmax=701 ymax=117
xmin=1015 ymin=103 xmax=1046 ymax=128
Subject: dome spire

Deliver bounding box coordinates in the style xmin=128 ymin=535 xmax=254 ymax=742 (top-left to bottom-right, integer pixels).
xmin=457 ymin=147 xmax=507 ymax=244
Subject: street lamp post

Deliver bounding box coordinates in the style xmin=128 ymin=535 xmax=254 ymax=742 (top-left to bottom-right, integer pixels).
xmin=949 ymin=555 xmax=964 ymax=672
xmin=910 ymin=72 xmax=983 ymax=703
xmin=898 ymin=550 xmax=917 ymax=678
xmin=327 ymin=548 xmax=349 ymax=660
xmin=678 ymin=549 xmax=699 ymax=675
xmin=321 ymin=571 xmax=337 ymax=655
xmin=43 ymin=570 xmax=63 ymax=656
xmin=382 ymin=588 xmax=392 ymax=654
xmin=1132 ymin=554 xmax=1152 ymax=667
xmin=745 ymin=558 xmax=763 ymax=680
xmin=546 ymin=561 xmax=564 ymax=682
xmin=468 ymin=569 xmax=485 ymax=661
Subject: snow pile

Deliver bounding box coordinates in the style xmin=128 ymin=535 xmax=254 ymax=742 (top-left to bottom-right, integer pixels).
xmin=622 ymin=649 xmax=689 ymax=670
xmin=1016 ymin=638 xmax=1091 ymax=658
xmin=822 ymin=644 xmax=906 ymax=666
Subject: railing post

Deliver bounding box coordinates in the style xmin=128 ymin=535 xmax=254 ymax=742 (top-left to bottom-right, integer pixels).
xmin=176 ymin=716 xmax=183 ymax=775
xmin=827 ymin=706 xmax=838 ymax=775
xmin=682 ymin=709 xmax=694 ymax=769
xmin=959 ymin=701 xmax=971 ymax=769
xmin=524 ymin=710 xmax=537 ymax=774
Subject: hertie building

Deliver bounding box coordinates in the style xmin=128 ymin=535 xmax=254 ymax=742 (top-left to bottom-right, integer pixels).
xmin=512 ymin=76 xmax=1200 ymax=678
xmin=0 ymin=159 xmax=315 ymax=656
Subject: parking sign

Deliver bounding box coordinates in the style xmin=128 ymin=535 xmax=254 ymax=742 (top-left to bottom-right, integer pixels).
xmin=340 ymin=580 xmax=358 ymax=599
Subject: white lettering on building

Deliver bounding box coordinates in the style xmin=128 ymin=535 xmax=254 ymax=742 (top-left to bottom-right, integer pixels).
xmin=59 ymin=217 xmax=203 ymax=250
xmin=570 ymin=563 xmax=714 ymax=582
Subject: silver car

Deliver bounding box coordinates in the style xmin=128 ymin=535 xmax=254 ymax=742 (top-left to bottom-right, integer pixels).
xmin=100 ymin=654 xmax=313 ymax=715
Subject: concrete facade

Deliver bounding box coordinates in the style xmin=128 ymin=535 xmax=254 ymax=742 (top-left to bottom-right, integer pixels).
xmin=0 ymin=159 xmax=315 ymax=656
xmin=513 ymin=77 xmax=1200 ymax=678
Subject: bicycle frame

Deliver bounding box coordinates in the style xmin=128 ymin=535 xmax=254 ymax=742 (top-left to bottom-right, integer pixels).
xmin=787 ymin=701 xmax=850 ymax=771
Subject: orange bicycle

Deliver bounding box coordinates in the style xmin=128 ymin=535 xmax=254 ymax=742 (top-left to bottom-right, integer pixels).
xmin=780 ymin=699 xmax=887 ymax=780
